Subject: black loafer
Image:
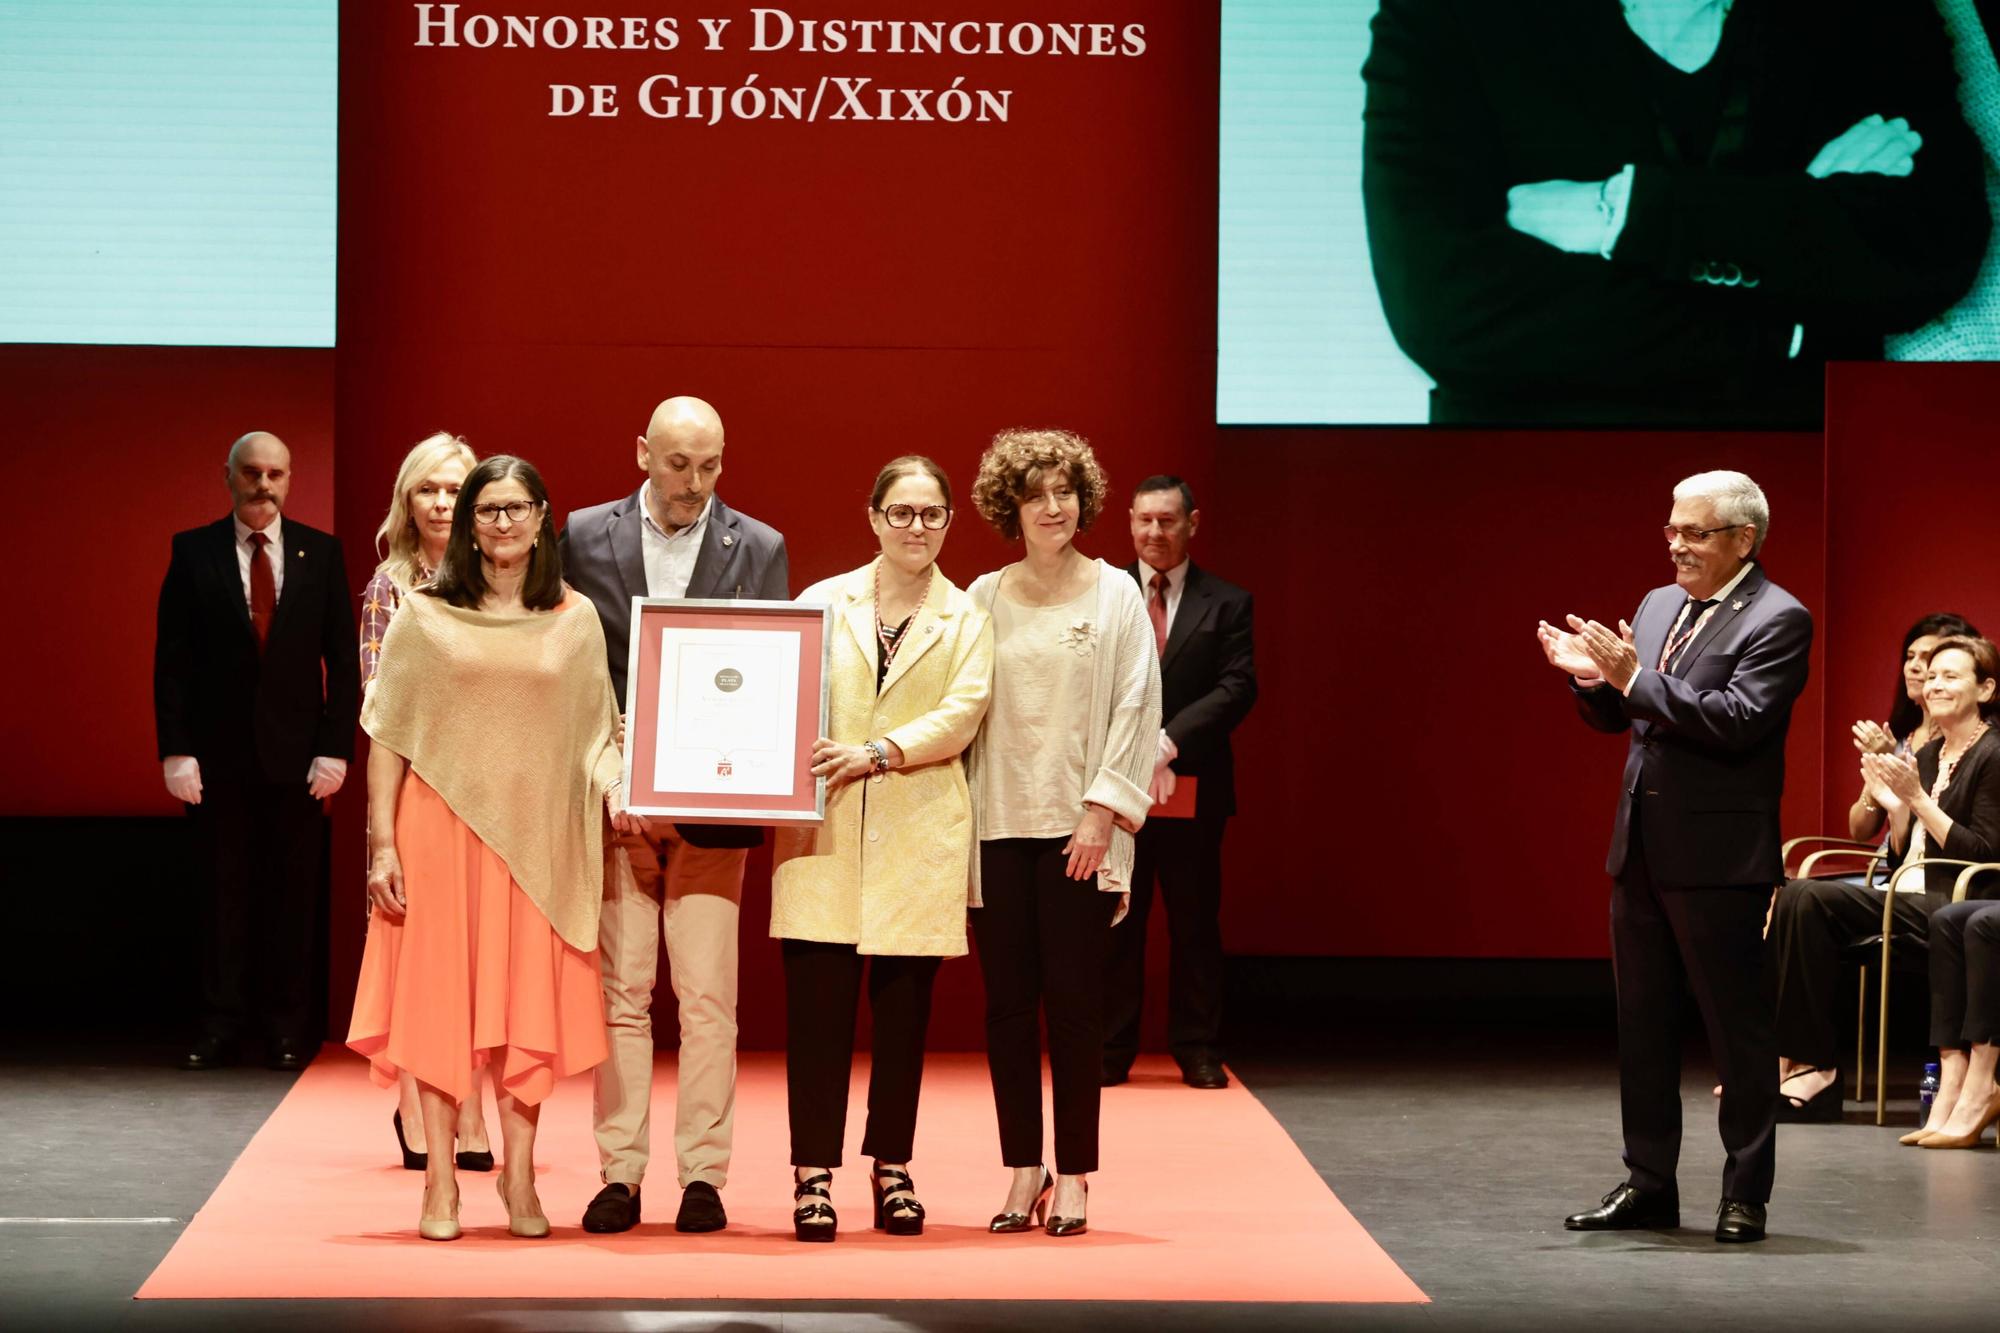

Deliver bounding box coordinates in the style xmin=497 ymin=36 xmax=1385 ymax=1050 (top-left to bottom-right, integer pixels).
xmin=1179 ymin=1056 xmax=1229 ymax=1089
xmin=181 ymin=1037 xmax=235 ymax=1071
xmin=676 ymin=1180 xmax=727 ymax=1233
xmin=1564 ymin=1183 xmax=1679 ymax=1231
xmin=1714 ymin=1198 xmax=1767 ymax=1243
xmin=582 ymin=1182 xmax=641 ymax=1233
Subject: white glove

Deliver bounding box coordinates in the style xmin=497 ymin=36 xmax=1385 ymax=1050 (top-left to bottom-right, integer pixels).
xmin=307 ymin=756 xmax=348 ymax=799
xmin=163 ymin=755 xmax=203 ymax=805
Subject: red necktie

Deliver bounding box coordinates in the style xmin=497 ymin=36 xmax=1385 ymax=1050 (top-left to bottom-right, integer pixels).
xmin=248 ymin=531 xmax=276 ymax=650
xmin=1148 ymin=571 xmax=1168 ymax=657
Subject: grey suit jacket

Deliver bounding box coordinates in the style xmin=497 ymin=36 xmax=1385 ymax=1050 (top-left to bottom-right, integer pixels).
xmin=558 ymin=489 xmax=789 ymax=849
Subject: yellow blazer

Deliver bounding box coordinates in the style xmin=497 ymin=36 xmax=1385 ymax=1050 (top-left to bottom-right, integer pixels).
xmin=771 ymin=560 xmax=994 ymax=956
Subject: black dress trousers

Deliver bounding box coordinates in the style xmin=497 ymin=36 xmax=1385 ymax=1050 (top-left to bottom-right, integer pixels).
xmin=1611 ymin=807 xmax=1778 ymax=1205
xmin=1769 ymin=875 xmax=1944 ymax=1070
xmin=1103 ymin=813 xmax=1228 ymax=1074
xmin=194 ymin=775 xmax=324 ymax=1043
xmin=973 ymin=837 xmax=1120 ymax=1175
xmin=1927 ymin=899 xmax=2000 ymax=1048
xmin=781 ymin=938 xmax=942 ymax=1167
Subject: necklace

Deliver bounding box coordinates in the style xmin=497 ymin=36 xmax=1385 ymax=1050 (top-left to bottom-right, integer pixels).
xmin=1939 ymin=721 xmax=1990 ymax=782
xmin=874 ymin=560 xmax=932 ymax=673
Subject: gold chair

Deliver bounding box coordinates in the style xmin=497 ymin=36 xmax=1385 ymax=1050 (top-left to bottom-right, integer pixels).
xmin=1865 ymin=859 xmax=2000 ymax=1124
xmin=1780 ymin=836 xmax=1890 ymax=1102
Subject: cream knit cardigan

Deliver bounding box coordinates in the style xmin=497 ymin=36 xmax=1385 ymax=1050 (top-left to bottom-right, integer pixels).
xmin=964 ymin=558 xmax=1162 ymax=902
xmin=362 ymin=590 xmax=623 ymax=951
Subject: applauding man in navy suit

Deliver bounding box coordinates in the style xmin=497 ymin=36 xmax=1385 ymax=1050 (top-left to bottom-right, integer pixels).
xmin=1539 ymin=470 xmax=1812 ymax=1244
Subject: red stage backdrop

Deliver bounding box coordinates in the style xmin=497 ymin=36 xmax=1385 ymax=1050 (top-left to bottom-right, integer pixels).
xmin=1822 ymin=362 xmax=2000 ymax=834
xmin=0 ymin=345 xmax=335 ymax=816
xmin=1209 ymin=428 xmax=1829 ymax=959
xmin=329 ymin=2 xmax=1220 ymax=1044
xmin=12 ymin=8 xmax=1940 ymax=1049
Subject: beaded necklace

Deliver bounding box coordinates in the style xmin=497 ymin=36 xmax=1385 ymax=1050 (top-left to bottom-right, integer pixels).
xmin=875 ymin=560 xmax=933 ymax=674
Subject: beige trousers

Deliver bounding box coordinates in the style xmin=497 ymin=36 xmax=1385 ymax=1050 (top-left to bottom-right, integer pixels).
xmin=592 ymin=822 xmax=745 ymax=1190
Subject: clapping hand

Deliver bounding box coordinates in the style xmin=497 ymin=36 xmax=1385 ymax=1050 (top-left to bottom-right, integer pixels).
xmin=1860 ymin=751 xmax=1923 ymax=810
xmin=1537 ymin=620 xmax=1602 ymax=682
xmin=1851 ymin=720 xmax=1896 ymax=755
xmin=1807 ymin=114 xmax=1921 ymax=179
xmin=1566 ymin=615 xmax=1640 ymax=692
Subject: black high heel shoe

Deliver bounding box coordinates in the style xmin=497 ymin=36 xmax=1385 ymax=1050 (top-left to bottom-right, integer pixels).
xmin=988 ymin=1169 xmax=1053 ymax=1233
xmin=793 ymin=1171 xmax=837 ymax=1242
xmin=1045 ymin=1177 xmax=1088 ymax=1237
xmin=871 ymin=1163 xmax=926 ymax=1236
xmin=456 ymin=1146 xmax=495 ymax=1172
xmin=392 ymin=1110 xmax=426 ymax=1171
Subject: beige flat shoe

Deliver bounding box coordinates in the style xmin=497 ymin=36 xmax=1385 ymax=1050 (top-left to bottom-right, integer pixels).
xmin=498 ymin=1174 xmax=550 ymax=1238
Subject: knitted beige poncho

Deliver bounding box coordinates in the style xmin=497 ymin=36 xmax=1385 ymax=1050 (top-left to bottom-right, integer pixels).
xmin=362 ymin=590 xmax=622 ymax=951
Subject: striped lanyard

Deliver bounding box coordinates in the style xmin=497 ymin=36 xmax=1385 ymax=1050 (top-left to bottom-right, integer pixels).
xmin=1657 ymin=599 xmax=1717 ymax=672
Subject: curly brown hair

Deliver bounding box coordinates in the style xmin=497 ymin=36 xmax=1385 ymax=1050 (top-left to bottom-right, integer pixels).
xmin=970 ymin=428 xmax=1109 ymax=541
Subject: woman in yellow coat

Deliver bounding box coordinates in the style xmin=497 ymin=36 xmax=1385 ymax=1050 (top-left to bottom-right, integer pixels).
xmin=770 ymin=455 xmax=994 ymax=1242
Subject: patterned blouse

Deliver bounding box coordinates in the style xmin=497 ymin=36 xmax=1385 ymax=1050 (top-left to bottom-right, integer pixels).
xmin=359 ymin=568 xmax=425 ymax=687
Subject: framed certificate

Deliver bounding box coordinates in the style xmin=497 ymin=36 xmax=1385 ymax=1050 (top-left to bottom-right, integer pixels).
xmin=622 ymin=598 xmax=831 ymax=825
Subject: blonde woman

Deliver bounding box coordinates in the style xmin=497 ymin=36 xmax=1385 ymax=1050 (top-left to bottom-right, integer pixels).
xmin=771 ymin=455 xmax=993 ymax=1242
xmin=965 ymin=428 xmax=1161 ymax=1238
xmin=358 ymin=431 xmax=493 ymax=1173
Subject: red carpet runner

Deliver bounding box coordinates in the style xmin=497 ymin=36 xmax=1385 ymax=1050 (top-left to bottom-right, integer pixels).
xmin=137 ymin=1050 xmax=1424 ymax=1304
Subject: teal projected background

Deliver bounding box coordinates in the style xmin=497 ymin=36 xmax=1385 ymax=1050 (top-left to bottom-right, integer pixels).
xmin=1219 ymin=0 xmax=1432 ymax=425
xmin=0 ymin=0 xmax=335 ymax=347
xmin=1219 ymin=0 xmax=2000 ymax=426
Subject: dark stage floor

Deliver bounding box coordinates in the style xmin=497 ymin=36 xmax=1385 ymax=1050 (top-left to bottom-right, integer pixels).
xmin=3 ymin=1029 xmax=1996 ymax=1332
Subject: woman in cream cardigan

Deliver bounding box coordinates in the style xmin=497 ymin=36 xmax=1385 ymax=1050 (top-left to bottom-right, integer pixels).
xmin=965 ymin=428 xmax=1162 ymax=1238
xmin=771 ymin=455 xmax=994 ymax=1242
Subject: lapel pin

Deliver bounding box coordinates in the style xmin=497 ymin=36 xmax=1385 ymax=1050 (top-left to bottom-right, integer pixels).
xmin=1732 ymin=599 xmax=1745 ymax=611
xmin=722 ymin=534 xmax=735 ymax=548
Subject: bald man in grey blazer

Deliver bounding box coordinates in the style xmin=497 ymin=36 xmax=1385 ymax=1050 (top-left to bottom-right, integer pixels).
xmin=559 ymin=396 xmax=788 ymax=1236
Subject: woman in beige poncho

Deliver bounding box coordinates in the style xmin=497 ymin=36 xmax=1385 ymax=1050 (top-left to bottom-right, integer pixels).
xmin=348 ymin=454 xmax=636 ymax=1242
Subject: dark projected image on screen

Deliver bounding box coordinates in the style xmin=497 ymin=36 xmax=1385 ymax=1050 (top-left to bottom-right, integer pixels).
xmin=1218 ymin=0 xmax=2000 ymax=427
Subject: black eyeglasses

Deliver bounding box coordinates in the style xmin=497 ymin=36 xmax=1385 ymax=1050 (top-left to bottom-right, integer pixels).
xmin=876 ymin=504 xmax=952 ymax=531
xmin=1663 ymin=523 xmax=1742 ymax=544
xmin=472 ymin=500 xmax=544 ymax=527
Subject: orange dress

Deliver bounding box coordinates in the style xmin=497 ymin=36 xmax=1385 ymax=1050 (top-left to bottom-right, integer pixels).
xmin=347 ymin=772 xmax=608 ymax=1106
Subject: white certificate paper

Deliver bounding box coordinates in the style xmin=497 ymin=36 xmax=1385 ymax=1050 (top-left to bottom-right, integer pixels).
xmin=652 ymin=626 xmax=800 ymax=797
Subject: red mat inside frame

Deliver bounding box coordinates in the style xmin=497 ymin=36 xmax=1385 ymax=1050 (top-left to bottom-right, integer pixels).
xmin=137 ymin=1050 xmax=1425 ymax=1304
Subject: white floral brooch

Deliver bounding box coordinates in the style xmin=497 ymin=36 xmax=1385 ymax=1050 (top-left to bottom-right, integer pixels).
xmin=1058 ymin=617 xmax=1098 ymax=656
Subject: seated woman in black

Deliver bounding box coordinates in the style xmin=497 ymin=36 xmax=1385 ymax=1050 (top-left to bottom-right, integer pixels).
xmin=1903 ymin=637 xmax=2000 ymax=1146
xmin=1768 ymin=621 xmax=1996 ymax=1118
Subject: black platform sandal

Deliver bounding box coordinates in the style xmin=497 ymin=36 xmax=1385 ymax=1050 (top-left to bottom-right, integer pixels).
xmin=871 ymin=1163 xmax=926 ymax=1236
xmin=793 ymin=1170 xmax=837 ymax=1242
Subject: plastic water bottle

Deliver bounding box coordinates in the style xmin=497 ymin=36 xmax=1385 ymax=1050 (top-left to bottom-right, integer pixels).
xmin=1919 ymin=1062 xmax=1941 ymax=1128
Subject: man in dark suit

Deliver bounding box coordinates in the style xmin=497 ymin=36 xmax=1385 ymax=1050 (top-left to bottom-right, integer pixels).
xmin=559 ymin=396 xmax=788 ymax=1237
xmin=1102 ymin=476 xmax=1257 ymax=1090
xmin=1362 ymin=0 xmax=1987 ymax=426
xmin=154 ymin=431 xmax=359 ymax=1072
xmin=1538 ymin=469 xmax=1812 ymax=1244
